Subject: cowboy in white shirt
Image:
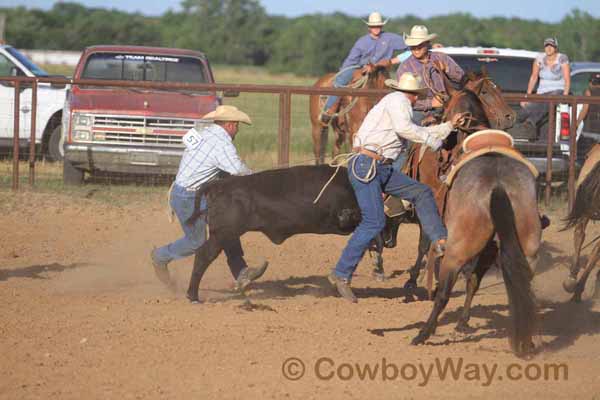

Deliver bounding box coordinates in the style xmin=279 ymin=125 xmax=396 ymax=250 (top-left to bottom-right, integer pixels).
xmin=151 ymin=105 xmax=267 ymax=300
xmin=329 ymin=73 xmax=465 ymax=303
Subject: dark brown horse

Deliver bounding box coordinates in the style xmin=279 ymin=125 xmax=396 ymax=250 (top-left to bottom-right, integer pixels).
xmin=462 ymin=69 xmax=517 ymax=130
xmin=309 ymin=65 xmax=389 ymax=164
xmin=406 ymin=72 xmax=542 ymax=356
xmin=562 ymin=144 xmax=600 ymax=302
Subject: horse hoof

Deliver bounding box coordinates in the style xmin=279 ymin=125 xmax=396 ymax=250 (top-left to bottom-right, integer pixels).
xmin=455 ymin=322 xmax=476 ymax=334
xmin=186 ymin=292 xmax=203 ymax=304
xmin=563 ymin=277 xmax=578 ymax=293
xmin=372 ymin=272 xmax=386 ymax=282
xmin=411 ymin=331 xmax=428 ymax=346
xmin=516 ymin=341 xmax=535 ymax=359
xmin=404 ymin=280 xmax=417 ymax=290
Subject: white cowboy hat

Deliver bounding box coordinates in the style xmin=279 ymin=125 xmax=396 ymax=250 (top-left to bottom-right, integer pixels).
xmin=385 ymin=73 xmax=428 ymax=95
xmin=404 ymin=25 xmax=438 ymax=47
xmin=202 ymin=105 xmax=252 ymax=125
xmin=363 ymin=11 xmax=388 ymax=27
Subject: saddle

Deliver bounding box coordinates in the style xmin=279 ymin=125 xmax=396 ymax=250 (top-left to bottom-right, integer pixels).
xmin=445 ymin=130 xmax=539 ymax=186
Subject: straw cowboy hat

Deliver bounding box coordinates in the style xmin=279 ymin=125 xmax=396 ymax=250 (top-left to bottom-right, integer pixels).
xmin=203 ymin=105 xmax=252 ymax=125
xmin=363 ymin=11 xmax=388 ymax=27
xmin=404 ymin=25 xmax=438 ymax=47
xmin=385 ymin=73 xmax=428 ymax=95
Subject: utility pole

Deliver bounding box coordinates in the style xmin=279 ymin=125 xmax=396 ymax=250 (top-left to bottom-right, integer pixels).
xmin=0 ymin=14 xmax=6 ymax=44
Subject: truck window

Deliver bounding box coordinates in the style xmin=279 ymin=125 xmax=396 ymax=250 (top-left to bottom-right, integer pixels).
xmin=5 ymin=47 xmax=48 ymax=76
xmin=0 ymin=53 xmax=23 ymax=76
xmin=82 ymin=53 xmax=208 ymax=84
xmin=450 ymin=55 xmax=534 ymax=93
xmin=0 ymin=54 xmax=14 ymax=76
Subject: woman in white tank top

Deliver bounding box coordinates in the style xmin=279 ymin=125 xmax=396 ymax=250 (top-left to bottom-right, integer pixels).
xmin=519 ymin=37 xmax=571 ymax=127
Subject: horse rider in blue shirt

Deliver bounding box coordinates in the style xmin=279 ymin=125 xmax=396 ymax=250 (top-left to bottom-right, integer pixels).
xmin=319 ymin=11 xmax=407 ymax=125
xmin=151 ymin=105 xmax=267 ymax=300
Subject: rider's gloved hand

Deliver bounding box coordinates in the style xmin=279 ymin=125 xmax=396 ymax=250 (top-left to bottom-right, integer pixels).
xmin=450 ymin=112 xmax=468 ymax=128
xmin=433 ymin=60 xmax=448 ymax=73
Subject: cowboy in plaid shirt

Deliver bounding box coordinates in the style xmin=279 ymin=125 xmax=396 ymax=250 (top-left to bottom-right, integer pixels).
xmin=151 ymin=105 xmax=267 ymax=300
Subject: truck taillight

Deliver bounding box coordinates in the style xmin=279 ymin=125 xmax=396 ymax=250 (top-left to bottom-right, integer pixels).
xmin=560 ymin=112 xmax=570 ymax=140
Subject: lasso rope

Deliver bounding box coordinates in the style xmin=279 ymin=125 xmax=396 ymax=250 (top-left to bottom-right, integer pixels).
xmin=423 ymin=65 xmax=448 ymax=104
xmin=322 ymin=65 xmax=370 ymax=121
xmin=313 ymin=143 xmax=394 ymax=204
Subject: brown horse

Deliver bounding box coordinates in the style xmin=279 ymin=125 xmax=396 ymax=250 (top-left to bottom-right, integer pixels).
xmin=462 ymin=69 xmax=517 ymax=130
xmin=309 ymin=65 xmax=389 ymax=164
xmin=405 ymin=72 xmax=541 ymax=356
xmin=562 ymin=144 xmax=600 ymax=302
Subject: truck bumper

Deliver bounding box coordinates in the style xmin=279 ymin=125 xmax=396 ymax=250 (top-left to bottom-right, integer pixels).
xmin=64 ymin=143 xmax=183 ymax=175
xmin=528 ymin=156 xmax=571 ymax=180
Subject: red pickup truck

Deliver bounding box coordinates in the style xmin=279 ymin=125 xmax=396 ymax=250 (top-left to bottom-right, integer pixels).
xmin=63 ymin=45 xmax=221 ymax=184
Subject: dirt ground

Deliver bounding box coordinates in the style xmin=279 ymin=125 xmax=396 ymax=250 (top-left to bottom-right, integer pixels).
xmin=1 ymin=191 xmax=599 ymax=399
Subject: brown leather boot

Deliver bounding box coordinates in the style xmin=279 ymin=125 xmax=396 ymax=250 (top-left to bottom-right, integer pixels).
xmin=319 ymin=98 xmax=341 ymax=126
xmin=151 ymin=248 xmax=173 ymax=289
xmin=328 ymin=269 xmax=358 ymax=303
xmin=319 ymin=111 xmax=333 ymax=125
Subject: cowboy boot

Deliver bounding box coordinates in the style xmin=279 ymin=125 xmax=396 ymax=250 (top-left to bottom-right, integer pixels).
xmin=150 ymin=248 xmax=174 ymax=290
xmin=319 ymin=98 xmax=341 ymax=126
xmin=328 ymin=269 xmax=358 ymax=303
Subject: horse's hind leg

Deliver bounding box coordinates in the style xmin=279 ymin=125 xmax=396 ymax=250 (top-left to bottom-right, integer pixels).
xmin=187 ymin=237 xmax=223 ymax=303
xmin=411 ymin=261 xmax=461 ymax=345
xmin=456 ymin=240 xmax=497 ymax=332
xmin=332 ymin=126 xmax=346 ymax=159
xmin=312 ymin=124 xmax=329 ymax=165
xmin=564 ymin=218 xmax=589 ymax=293
xmin=571 ymin=240 xmax=600 ymax=303
xmin=405 ymin=225 xmax=429 ymax=289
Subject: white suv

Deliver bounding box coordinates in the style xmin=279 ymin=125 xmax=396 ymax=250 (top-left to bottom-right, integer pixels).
xmin=433 ymin=46 xmax=590 ymax=178
xmin=0 ymin=45 xmax=67 ymax=160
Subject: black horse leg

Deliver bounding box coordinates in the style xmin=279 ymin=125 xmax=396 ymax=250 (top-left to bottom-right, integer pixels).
xmin=404 ymin=225 xmax=430 ymax=289
xmin=186 ymin=237 xmax=223 ymax=303
xmin=370 ymin=233 xmax=386 ymax=282
xmin=593 ymin=269 xmax=600 ymax=299
xmin=456 ymin=240 xmax=497 ymax=332
xmin=411 ymin=269 xmax=459 ymax=345
xmin=572 ymin=240 xmax=600 ymax=303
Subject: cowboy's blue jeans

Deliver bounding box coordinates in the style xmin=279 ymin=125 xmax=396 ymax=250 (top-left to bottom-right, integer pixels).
xmin=154 ymin=184 xmax=248 ymax=278
xmin=324 ymin=66 xmax=359 ymax=110
xmin=334 ymin=154 xmax=447 ymax=280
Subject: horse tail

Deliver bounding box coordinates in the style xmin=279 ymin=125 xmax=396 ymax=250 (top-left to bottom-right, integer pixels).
xmin=490 ymin=186 xmax=536 ymax=355
xmin=563 ymin=161 xmax=600 ymax=230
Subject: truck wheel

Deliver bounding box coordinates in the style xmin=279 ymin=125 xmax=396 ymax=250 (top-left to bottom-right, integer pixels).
xmin=47 ymin=124 xmax=64 ymax=162
xmin=63 ymin=159 xmax=84 ymax=185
